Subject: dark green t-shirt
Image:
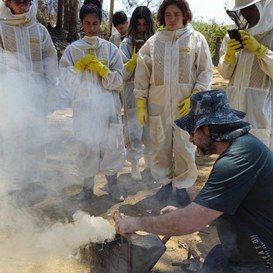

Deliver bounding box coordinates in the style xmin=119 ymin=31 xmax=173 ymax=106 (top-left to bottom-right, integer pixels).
xmin=194 ymin=133 xmax=273 ymax=268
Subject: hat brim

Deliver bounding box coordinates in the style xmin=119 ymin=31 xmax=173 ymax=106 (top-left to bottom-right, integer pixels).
xmin=227 ymin=0 xmax=260 ymax=11
xmin=175 ymin=108 xmax=246 ymax=133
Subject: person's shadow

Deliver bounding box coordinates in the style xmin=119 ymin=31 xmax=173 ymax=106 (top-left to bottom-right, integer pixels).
xmin=29 ymin=186 xmax=117 ymax=221
xmin=117 ymin=168 xmax=158 ymax=196
xmin=118 ymin=193 xmax=181 ymax=217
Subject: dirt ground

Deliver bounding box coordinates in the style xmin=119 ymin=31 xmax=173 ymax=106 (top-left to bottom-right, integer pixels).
xmin=3 ymin=69 xmax=227 ymax=273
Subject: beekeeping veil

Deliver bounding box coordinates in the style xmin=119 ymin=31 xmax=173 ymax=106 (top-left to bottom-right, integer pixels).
xmin=226 ymin=0 xmax=273 ymax=35
xmin=0 ymin=0 xmax=37 ymax=26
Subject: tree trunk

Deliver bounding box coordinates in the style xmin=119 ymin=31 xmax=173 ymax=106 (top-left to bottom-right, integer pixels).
xmin=106 ymin=0 xmax=114 ymax=39
xmin=55 ymin=0 xmax=64 ymax=33
xmin=63 ymin=0 xmax=70 ymax=32
xmin=66 ymin=0 xmax=79 ymax=42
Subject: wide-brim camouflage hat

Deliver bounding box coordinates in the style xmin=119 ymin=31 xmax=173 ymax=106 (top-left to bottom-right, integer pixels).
xmin=175 ymin=90 xmax=246 ymax=133
xmin=226 ymin=0 xmax=261 ymax=11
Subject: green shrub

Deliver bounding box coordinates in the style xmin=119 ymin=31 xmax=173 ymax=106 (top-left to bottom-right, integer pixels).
xmin=192 ymin=20 xmax=228 ymax=65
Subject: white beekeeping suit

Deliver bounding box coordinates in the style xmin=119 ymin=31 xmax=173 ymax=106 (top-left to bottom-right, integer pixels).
xmin=218 ymin=0 xmax=273 ymax=149
xmin=134 ymin=24 xmax=213 ymax=189
xmin=59 ymin=36 xmax=125 ymax=178
xmin=120 ymin=36 xmax=151 ymax=178
xmin=0 ymin=0 xmax=58 ymax=192
xmin=109 ymin=33 xmax=125 ymax=48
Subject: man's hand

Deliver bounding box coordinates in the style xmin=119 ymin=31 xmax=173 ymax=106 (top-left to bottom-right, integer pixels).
xmin=160 ymin=205 xmax=178 ymax=215
xmin=113 ymin=212 xmax=139 ymax=236
xmin=224 ymin=39 xmax=243 ymax=62
xmin=240 ymin=30 xmax=268 ymax=56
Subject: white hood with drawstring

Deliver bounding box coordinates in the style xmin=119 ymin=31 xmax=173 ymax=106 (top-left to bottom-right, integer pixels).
xmin=0 ymin=0 xmax=57 ymax=79
xmin=0 ymin=0 xmax=37 ymax=26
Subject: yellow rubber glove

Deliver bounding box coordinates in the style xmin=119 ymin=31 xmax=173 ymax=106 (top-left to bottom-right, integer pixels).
xmin=125 ymin=49 xmax=138 ymax=71
xmin=224 ymin=39 xmax=243 ymax=63
xmin=177 ymin=90 xmax=198 ymax=117
xmin=240 ymin=30 xmax=268 ymax=57
xmin=136 ymin=97 xmax=147 ymax=126
xmin=87 ymin=59 xmax=110 ymax=77
xmin=74 ymin=54 xmax=97 ymax=71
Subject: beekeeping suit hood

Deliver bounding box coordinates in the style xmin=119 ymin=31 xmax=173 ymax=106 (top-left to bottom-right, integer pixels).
xmin=227 ymin=0 xmax=273 ymax=35
xmin=0 ymin=0 xmax=37 ymax=26
xmin=253 ymin=0 xmax=273 ymax=35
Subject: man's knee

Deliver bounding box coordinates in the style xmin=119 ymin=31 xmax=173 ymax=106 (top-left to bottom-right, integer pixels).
xmin=198 ymin=244 xmax=236 ymax=273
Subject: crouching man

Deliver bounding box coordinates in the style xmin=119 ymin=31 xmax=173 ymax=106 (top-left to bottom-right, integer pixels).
xmin=114 ymin=90 xmax=273 ymax=272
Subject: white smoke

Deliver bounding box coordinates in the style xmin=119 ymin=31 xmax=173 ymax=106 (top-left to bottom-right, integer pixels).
xmin=39 ymin=210 xmax=115 ymax=255
xmin=0 ymin=52 xmax=48 ymax=192
xmin=0 ymin=50 xmax=117 ymax=272
xmin=0 ymin=201 xmax=115 ymax=272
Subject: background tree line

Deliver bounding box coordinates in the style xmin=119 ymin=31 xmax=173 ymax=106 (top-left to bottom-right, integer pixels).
xmin=37 ymin=0 xmax=228 ymax=65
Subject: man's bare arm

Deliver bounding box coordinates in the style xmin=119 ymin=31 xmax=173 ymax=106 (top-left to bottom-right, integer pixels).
xmin=114 ymin=202 xmax=223 ymax=236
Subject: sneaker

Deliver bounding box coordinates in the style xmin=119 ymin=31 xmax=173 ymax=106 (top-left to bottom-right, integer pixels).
xmin=176 ymin=188 xmax=191 ymax=206
xmin=155 ymin=182 xmax=173 ymax=201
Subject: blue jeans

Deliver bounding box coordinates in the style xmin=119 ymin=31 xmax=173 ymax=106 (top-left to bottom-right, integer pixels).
xmin=198 ymin=244 xmax=273 ymax=273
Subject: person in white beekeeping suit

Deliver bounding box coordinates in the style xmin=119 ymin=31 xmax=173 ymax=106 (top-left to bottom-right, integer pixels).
xmin=218 ymin=0 xmax=273 ymax=150
xmin=59 ymin=0 xmax=126 ymax=203
xmin=134 ymin=0 xmax=213 ymax=206
xmin=109 ymin=11 xmax=128 ymax=48
xmin=0 ymin=0 xmax=58 ymax=205
xmin=120 ymin=6 xmax=155 ymax=181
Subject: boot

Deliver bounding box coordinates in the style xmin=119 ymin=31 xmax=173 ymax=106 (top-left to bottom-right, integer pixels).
xmin=131 ymin=159 xmax=142 ymax=181
xmin=176 ymin=188 xmax=191 ymax=206
xmin=74 ymin=177 xmax=94 ymax=201
xmin=106 ymin=174 xmax=125 ymax=202
xmin=155 ymin=182 xmax=173 ymax=201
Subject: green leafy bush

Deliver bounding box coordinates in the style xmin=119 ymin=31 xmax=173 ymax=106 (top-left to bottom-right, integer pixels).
xmin=192 ymin=20 xmax=228 ymax=65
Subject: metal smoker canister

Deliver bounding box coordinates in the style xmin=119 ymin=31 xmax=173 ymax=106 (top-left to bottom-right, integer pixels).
xmin=89 ymin=233 xmax=169 ymax=273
